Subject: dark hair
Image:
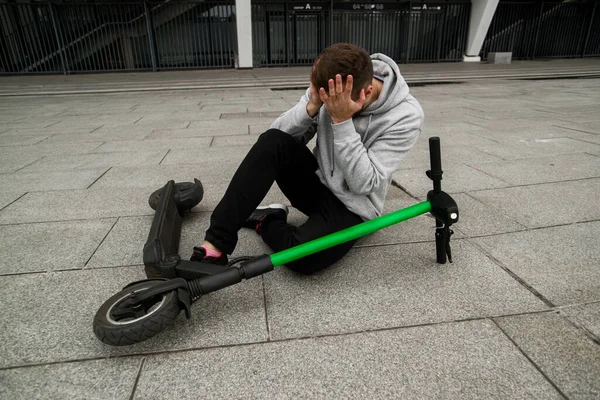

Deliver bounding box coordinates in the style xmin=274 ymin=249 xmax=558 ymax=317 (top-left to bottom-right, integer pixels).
xmin=311 ymin=43 xmax=373 ymax=100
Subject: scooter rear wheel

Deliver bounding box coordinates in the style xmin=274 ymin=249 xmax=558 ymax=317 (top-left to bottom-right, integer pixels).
xmin=93 ymin=280 xmax=181 ymax=346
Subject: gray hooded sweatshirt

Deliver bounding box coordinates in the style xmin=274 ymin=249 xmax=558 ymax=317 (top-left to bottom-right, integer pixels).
xmin=270 ymin=53 xmax=424 ymax=221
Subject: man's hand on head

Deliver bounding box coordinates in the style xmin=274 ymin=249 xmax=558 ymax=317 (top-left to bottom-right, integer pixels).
xmin=306 ymin=82 xmax=323 ymax=118
xmin=319 ymin=74 xmax=366 ymax=124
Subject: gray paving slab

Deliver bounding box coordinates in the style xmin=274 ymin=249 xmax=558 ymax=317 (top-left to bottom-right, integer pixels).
xmin=247 ymin=104 xmax=290 ymax=112
xmin=0 ymin=168 xmax=108 ymax=192
xmin=0 ymin=188 xmax=153 ymax=225
xmin=2 ymin=125 xmax=105 ymax=136
xmin=467 ymin=124 xmax=588 ymax=143
xmin=19 ymin=151 xmax=165 ymax=173
xmin=475 ymin=221 xmax=600 ymax=305
xmin=94 ymin=137 xmax=212 ymax=153
xmin=473 ymin=137 xmax=599 ymax=160
xmin=393 ymin=164 xmax=509 ymax=197
xmin=86 ymin=216 xmax=150 ymax=269
xmin=0 ymin=152 xmax=42 ymax=173
xmin=211 ymin=135 xmax=259 ymax=147
xmin=467 ymin=153 xmax=600 ymax=185
xmin=415 ymin=129 xmax=500 ymax=148
xmin=561 ymin=303 xmax=600 ymax=340
xmin=147 ymin=126 xmax=245 ymax=139
xmin=495 ymin=312 xmax=600 ymax=400
xmin=160 ymin=146 xmax=253 ymax=165
xmin=134 ymin=319 xmax=561 ymax=400
xmin=0 ymin=358 xmax=141 ymax=400
xmin=1 ymin=141 xmax=104 ymax=156
xmin=446 ymin=193 xmax=526 ymax=237
xmin=0 ymin=134 xmax=48 ymax=146
xmin=2 ymin=119 xmax=62 ymax=130
xmin=0 ymin=191 xmax=25 ymax=211
xmin=556 ymin=129 xmax=600 ymax=145
xmin=468 ymin=178 xmax=600 ymax=228
xmin=0 ymin=219 xmax=115 ymax=275
xmin=200 ymin=104 xmax=249 ymax=113
xmin=90 ymin=115 xmax=144 ymax=126
xmin=249 ymin=123 xmax=272 ymax=135
xmin=264 ymin=240 xmax=547 ymax=339
xmin=220 ymin=111 xmax=283 ymax=120
xmin=91 ymin=163 xmax=238 ymax=190
xmin=131 ymin=118 xmax=191 ymax=130
xmin=421 ymin=121 xmax=485 ymax=136
xmin=43 ymin=130 xmax=151 ymax=144
xmin=0 ymin=266 xmax=266 ymax=368
xmin=400 ymin=143 xmax=505 ymax=171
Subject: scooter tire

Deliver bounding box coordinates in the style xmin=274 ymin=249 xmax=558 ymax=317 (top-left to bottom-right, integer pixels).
xmin=93 ymin=281 xmax=181 ymax=346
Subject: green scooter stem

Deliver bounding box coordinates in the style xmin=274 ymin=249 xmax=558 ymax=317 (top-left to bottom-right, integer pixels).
xmin=270 ymin=201 xmax=432 ymax=267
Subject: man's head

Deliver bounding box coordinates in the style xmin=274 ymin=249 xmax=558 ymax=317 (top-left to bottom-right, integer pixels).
xmin=311 ymin=43 xmax=374 ymax=101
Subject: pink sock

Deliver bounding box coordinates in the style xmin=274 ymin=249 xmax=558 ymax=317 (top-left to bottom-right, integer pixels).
xmin=201 ymin=245 xmax=222 ymax=258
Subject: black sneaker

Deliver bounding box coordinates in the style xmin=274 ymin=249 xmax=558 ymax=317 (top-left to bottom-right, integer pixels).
xmin=190 ymin=246 xmax=229 ymax=266
xmin=242 ymin=204 xmax=289 ymax=233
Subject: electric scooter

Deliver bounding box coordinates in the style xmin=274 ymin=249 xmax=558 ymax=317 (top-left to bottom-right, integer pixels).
xmin=93 ymin=137 xmax=459 ymax=346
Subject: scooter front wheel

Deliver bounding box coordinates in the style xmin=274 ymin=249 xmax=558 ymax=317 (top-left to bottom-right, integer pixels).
xmin=93 ymin=280 xmax=181 ymax=346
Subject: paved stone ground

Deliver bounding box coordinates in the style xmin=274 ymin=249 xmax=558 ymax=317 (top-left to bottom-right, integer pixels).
xmin=0 ymin=75 xmax=599 ymax=399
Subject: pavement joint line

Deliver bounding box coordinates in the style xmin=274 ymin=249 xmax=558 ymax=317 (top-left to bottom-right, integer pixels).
xmin=462 ymin=192 xmax=528 ymax=229
xmin=462 ymin=163 xmax=513 ymax=186
xmin=90 ymin=142 xmax=106 ymax=152
xmin=158 ymin=149 xmax=171 ymax=165
xmin=464 ymin=234 xmax=555 ymax=308
xmin=129 ymin=357 xmax=146 ymax=400
xmin=458 ymin=218 xmax=600 ymax=240
xmin=390 ymin=180 xmax=419 ymax=200
xmin=467 ymin=132 xmax=502 ymax=144
xmin=84 ymin=217 xmax=119 ymax=268
xmin=552 ymin=124 xmax=599 ymax=136
xmin=261 ymin=275 xmax=272 ymax=342
xmin=133 ymin=116 xmax=143 ymax=124
xmin=561 ymin=136 xmax=600 ymax=146
xmin=0 ymin=269 xmax=52 ymax=278
xmin=86 ymin=167 xmax=112 ymax=189
xmin=32 ymin=136 xmax=50 ymax=145
xmin=82 ymin=263 xmax=145 ymax=271
xmin=466 ymin=175 xmax=600 ymax=194
xmin=12 ymin=156 xmax=45 ymax=173
xmin=0 ymin=311 xmax=558 ymax=372
xmin=353 ymin=237 xmax=467 ymax=249
xmin=44 ymin=120 xmax=61 ymax=128
xmin=0 ymin=215 xmax=137 ymax=227
xmin=208 ymin=136 xmax=215 ymax=147
xmin=490 ymin=317 xmax=569 ymax=400
xmin=557 ymin=311 xmax=600 ymax=347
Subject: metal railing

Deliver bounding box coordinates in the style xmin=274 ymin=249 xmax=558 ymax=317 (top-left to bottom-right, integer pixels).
xmin=251 ymin=0 xmax=471 ymax=67
xmin=481 ymin=0 xmax=600 ymax=60
xmin=0 ymin=0 xmax=236 ymax=74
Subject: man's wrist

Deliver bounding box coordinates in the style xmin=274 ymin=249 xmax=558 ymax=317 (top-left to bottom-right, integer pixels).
xmin=330 ymin=115 xmax=352 ymax=124
xmin=306 ymin=103 xmax=320 ymax=118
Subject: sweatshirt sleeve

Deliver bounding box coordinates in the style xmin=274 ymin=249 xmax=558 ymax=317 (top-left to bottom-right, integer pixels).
xmin=270 ymin=88 xmax=318 ymax=141
xmin=332 ymin=109 xmax=423 ymax=196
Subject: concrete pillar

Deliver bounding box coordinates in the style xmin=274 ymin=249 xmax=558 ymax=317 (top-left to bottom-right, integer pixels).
xmin=463 ymin=0 xmax=499 ymax=62
xmin=235 ymin=0 xmax=253 ymax=68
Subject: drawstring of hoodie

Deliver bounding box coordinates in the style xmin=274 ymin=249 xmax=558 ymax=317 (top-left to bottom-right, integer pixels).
xmin=330 ymin=114 xmax=372 ymax=177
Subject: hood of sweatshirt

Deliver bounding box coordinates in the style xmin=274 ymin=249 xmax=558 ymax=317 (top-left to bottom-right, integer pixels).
xmin=269 ymin=53 xmax=423 ymax=221
xmin=327 ymin=53 xmax=411 ymax=178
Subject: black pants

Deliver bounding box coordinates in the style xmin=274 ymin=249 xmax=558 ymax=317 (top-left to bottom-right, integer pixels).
xmin=205 ymin=129 xmax=363 ymax=274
